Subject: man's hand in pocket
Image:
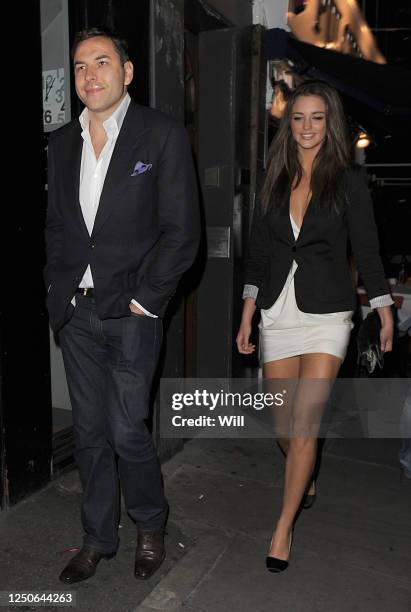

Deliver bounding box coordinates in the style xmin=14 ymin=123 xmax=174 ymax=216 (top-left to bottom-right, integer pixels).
xmin=129 ymin=303 xmax=146 ymax=316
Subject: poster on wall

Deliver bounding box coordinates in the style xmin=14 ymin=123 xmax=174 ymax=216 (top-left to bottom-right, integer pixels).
xmin=42 ymin=68 xmax=66 ymax=129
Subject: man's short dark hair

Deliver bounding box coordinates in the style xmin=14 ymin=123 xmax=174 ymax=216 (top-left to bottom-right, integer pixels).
xmin=72 ymin=26 xmax=129 ymax=64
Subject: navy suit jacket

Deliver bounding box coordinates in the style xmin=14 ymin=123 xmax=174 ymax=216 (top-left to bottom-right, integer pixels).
xmin=45 ymin=100 xmax=200 ymax=331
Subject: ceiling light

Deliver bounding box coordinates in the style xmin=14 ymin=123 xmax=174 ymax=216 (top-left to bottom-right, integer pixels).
xmin=356 ymin=130 xmax=370 ymax=148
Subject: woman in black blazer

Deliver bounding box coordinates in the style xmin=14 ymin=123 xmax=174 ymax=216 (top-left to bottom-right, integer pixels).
xmin=236 ymin=81 xmax=394 ymax=572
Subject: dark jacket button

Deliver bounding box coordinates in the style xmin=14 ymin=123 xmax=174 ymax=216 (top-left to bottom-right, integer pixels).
xmin=292 ymin=246 xmax=297 ymax=252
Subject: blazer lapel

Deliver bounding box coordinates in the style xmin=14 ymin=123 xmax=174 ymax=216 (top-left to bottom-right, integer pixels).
xmin=279 ymin=186 xmax=295 ymax=244
xmin=296 ymin=195 xmax=315 ymax=244
xmin=285 ymin=209 xmax=297 ymax=243
xmin=61 ymin=123 xmax=90 ymax=239
xmin=271 ymin=187 xmax=315 ymax=244
xmin=91 ymin=102 xmax=150 ymax=237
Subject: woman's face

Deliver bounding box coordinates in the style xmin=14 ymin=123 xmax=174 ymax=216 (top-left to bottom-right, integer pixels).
xmin=290 ymin=95 xmax=327 ymax=153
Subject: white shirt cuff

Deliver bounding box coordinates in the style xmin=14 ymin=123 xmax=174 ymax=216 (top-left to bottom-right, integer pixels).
xmin=369 ymin=294 xmax=394 ymax=309
xmin=131 ymin=299 xmax=158 ymax=318
xmin=242 ymin=284 xmax=259 ymax=300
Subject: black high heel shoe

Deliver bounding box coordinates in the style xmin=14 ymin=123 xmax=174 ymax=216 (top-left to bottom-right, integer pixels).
xmin=266 ymin=531 xmax=293 ymax=573
xmin=302 ymin=481 xmax=316 ymax=509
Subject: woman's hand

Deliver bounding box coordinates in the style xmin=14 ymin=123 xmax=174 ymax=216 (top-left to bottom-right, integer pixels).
xmin=377 ymin=306 xmax=394 ymax=353
xmin=236 ymin=322 xmax=256 ymax=354
xmin=236 ymin=297 xmax=257 ymax=354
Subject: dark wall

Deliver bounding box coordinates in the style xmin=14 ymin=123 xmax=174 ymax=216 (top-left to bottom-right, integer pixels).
xmin=149 ymin=0 xmax=186 ymax=461
xmin=363 ymin=0 xmax=411 ymax=69
xmin=206 ymin=0 xmax=253 ymax=26
xmin=1 ymin=2 xmax=52 ymax=507
xmin=196 ymin=27 xmax=251 ymax=377
xmin=68 ymin=0 xmax=151 ymax=114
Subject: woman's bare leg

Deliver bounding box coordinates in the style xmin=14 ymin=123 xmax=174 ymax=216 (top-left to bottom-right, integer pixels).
xmin=264 ymin=355 xmax=300 ymax=456
xmin=263 ymin=356 xmax=299 ymax=556
xmin=267 ymin=353 xmax=342 ymax=560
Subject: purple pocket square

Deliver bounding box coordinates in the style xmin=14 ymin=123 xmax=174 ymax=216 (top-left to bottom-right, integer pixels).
xmin=131 ymin=161 xmax=152 ymax=176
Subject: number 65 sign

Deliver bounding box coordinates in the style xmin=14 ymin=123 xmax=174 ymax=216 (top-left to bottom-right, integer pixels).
xmin=42 ymin=68 xmax=66 ymax=129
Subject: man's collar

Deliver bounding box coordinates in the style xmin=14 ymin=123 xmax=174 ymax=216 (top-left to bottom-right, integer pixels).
xmin=79 ymin=93 xmax=131 ymax=133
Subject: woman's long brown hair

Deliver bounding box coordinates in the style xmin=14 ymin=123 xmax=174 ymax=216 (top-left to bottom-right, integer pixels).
xmin=261 ymin=80 xmax=351 ymax=214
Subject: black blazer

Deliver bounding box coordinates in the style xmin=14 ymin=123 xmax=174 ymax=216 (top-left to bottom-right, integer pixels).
xmin=245 ymin=166 xmax=389 ymax=313
xmin=45 ymin=100 xmax=200 ymax=332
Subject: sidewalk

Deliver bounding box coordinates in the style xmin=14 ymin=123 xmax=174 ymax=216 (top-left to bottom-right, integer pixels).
xmin=1 ymin=438 xmax=410 ymax=612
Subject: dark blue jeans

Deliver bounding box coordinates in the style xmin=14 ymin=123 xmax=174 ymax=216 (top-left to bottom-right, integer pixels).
xmin=59 ymin=294 xmax=168 ymax=554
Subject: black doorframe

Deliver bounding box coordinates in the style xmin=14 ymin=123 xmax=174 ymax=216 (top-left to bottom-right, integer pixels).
xmin=195 ymin=26 xmax=252 ymax=378
xmin=1 ymin=1 xmax=52 ymax=509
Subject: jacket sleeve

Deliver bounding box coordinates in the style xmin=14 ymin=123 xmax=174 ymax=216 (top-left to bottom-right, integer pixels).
xmin=345 ymin=166 xmax=390 ymax=301
xmin=244 ymin=202 xmax=270 ymax=291
xmin=134 ymin=123 xmax=200 ymax=316
xmin=44 ymin=133 xmax=63 ymax=290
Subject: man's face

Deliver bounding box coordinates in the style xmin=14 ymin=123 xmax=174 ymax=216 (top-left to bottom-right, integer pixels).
xmin=73 ymin=36 xmax=133 ymax=118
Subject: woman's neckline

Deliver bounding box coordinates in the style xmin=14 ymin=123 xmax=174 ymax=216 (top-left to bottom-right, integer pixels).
xmin=289 ymin=182 xmax=312 ymax=232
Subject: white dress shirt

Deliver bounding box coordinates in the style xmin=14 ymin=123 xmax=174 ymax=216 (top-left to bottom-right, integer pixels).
xmin=76 ymin=93 xmax=156 ymax=317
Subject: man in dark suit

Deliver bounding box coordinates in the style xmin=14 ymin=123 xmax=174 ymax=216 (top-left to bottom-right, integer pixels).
xmin=45 ymin=27 xmax=199 ymax=584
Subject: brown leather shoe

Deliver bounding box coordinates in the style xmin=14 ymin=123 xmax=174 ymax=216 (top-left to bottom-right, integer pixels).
xmin=59 ymin=546 xmax=115 ymax=584
xmin=134 ymin=528 xmax=166 ymax=580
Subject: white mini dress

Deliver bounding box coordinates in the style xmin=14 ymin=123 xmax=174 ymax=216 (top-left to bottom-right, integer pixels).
xmin=259 ymin=215 xmax=354 ymax=364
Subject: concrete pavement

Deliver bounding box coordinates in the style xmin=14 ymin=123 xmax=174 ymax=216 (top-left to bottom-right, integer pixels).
xmin=0 ymin=438 xmax=410 ymax=611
